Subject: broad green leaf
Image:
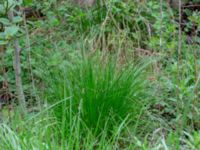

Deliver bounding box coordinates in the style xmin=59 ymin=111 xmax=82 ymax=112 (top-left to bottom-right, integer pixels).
xmin=0 ymin=5 xmax=4 ymax=14
xmin=0 ymin=40 xmax=8 ymax=45
xmin=0 ymin=32 xmax=5 ymax=39
xmin=13 ymin=16 xmax=23 ymax=23
xmin=49 ymin=17 xmax=60 ymax=26
xmin=23 ymin=0 xmax=33 ymax=6
xmin=0 ymin=18 xmax=10 ymax=25
xmin=7 ymin=0 xmax=15 ymax=8
xmin=8 ymin=0 xmax=22 ymax=5
xmin=16 ymin=0 xmax=23 ymax=5
xmin=5 ymin=26 xmax=19 ymax=38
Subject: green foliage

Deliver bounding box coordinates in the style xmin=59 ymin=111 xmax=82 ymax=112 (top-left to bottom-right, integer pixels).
xmin=0 ymin=108 xmax=149 ymax=150
xmin=1 ymin=0 xmax=200 ymax=149
xmin=184 ymin=131 xmax=200 ymax=149
xmin=43 ymin=52 xmax=149 ymax=134
xmin=0 ymin=1 xmax=23 ymax=45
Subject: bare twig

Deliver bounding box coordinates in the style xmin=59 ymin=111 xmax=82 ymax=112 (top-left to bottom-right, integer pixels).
xmin=193 ymin=25 xmax=198 ymax=110
xmin=160 ymin=0 xmax=163 ymax=50
xmin=177 ymin=0 xmax=182 ymax=80
xmin=176 ymin=0 xmax=182 ymax=135
xmin=23 ymin=11 xmax=41 ymax=110
xmin=182 ymin=5 xmax=200 ymax=9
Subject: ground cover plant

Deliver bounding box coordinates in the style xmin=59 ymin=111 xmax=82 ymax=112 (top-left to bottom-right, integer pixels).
xmin=44 ymin=52 xmax=150 ymax=135
xmin=0 ymin=0 xmax=200 ymax=149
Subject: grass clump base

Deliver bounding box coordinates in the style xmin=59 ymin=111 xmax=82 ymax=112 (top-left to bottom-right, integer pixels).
xmin=45 ymin=53 xmax=149 ymax=135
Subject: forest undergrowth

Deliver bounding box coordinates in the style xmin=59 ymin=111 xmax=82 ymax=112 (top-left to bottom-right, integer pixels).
xmin=0 ymin=0 xmax=200 ymax=149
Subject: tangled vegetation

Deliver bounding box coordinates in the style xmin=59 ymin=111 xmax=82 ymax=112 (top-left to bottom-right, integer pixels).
xmin=0 ymin=0 xmax=200 ymax=149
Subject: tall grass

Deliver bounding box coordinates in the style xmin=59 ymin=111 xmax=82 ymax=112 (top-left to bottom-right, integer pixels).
xmin=44 ymin=52 xmax=149 ymax=135
xmin=0 ymin=110 xmax=198 ymax=149
xmin=0 ymin=104 xmax=149 ymax=150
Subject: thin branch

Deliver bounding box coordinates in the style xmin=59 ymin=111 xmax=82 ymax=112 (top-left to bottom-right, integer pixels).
xmin=177 ymin=0 xmax=182 ymax=80
xmin=8 ymin=9 xmax=27 ymax=116
xmin=23 ymin=10 xmax=41 ymax=110
xmin=182 ymin=5 xmax=200 ymax=9
xmin=160 ymin=0 xmax=163 ymax=50
xmin=193 ymin=25 xmax=198 ymax=110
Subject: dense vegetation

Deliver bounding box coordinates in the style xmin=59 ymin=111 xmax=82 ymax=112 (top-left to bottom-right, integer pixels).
xmin=0 ymin=0 xmax=200 ymax=149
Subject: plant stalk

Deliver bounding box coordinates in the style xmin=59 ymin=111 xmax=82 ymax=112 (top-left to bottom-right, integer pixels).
xmin=8 ymin=10 xmax=27 ymax=116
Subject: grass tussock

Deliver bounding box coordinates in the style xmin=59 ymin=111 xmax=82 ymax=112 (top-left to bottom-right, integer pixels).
xmin=45 ymin=53 xmax=150 ymax=135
